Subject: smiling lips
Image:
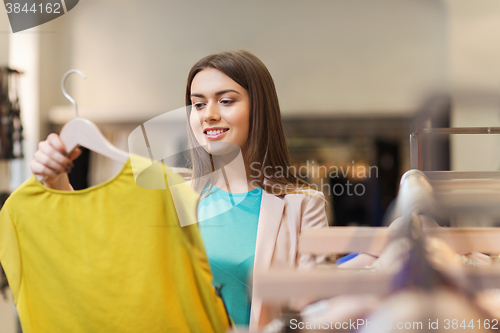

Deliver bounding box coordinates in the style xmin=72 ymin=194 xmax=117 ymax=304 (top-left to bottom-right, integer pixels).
xmin=204 ymin=127 xmax=229 ymax=139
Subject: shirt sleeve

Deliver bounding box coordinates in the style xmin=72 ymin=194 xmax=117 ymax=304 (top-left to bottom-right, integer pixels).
xmin=0 ymin=205 xmax=21 ymax=302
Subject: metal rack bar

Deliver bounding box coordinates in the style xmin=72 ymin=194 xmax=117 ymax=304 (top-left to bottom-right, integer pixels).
xmin=421 ymin=127 xmax=500 ymax=135
xmin=424 ymin=171 xmax=500 ymax=180
xmin=410 ymin=132 xmax=419 ymax=169
xmin=410 ymin=127 xmax=500 ymax=170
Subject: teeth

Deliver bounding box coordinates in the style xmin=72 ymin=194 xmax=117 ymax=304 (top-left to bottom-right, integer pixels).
xmin=206 ymin=129 xmax=227 ymax=135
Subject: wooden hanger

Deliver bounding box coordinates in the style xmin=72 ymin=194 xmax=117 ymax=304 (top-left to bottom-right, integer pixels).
xmin=298 ymin=226 xmax=500 ymax=256
xmin=59 ymin=70 xmax=128 ymax=163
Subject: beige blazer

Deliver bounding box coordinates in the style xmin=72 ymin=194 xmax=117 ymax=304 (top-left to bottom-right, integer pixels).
xmin=249 ymin=189 xmax=329 ymax=330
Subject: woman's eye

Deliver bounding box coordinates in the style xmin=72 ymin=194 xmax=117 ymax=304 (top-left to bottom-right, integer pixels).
xmin=220 ymin=99 xmax=234 ymax=105
xmin=193 ymin=103 xmax=205 ymax=110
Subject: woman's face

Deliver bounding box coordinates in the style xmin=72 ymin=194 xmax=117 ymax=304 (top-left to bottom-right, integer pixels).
xmin=189 ymin=68 xmax=250 ymax=154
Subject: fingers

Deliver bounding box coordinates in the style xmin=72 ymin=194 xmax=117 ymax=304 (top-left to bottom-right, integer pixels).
xmin=34 ymin=148 xmax=72 ymax=174
xmin=38 ymin=141 xmax=74 ymax=172
xmin=67 ymin=147 xmax=82 ymax=161
xmin=47 ymin=133 xmax=68 ymax=155
xmin=47 ymin=133 xmax=81 ymax=162
xmin=31 ymin=134 xmax=76 ymax=179
xmin=30 ymin=159 xmax=61 ymax=178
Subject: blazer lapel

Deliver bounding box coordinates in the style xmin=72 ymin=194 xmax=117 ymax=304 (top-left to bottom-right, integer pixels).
xmin=254 ymin=190 xmax=285 ymax=271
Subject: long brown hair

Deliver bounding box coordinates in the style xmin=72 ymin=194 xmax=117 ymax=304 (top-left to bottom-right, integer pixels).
xmin=185 ymin=50 xmax=311 ymax=196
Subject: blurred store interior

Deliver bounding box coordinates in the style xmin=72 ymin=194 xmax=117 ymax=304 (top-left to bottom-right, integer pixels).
xmin=2 ymin=0 xmax=500 ymax=331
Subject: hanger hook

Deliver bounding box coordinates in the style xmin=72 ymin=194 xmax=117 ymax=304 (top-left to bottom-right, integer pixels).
xmin=61 ymin=69 xmax=86 ymax=118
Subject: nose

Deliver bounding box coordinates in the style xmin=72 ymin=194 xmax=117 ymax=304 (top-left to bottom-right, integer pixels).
xmin=202 ymin=101 xmax=221 ymax=123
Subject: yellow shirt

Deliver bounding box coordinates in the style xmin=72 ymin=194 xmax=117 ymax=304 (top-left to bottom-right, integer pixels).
xmin=0 ymin=157 xmax=229 ymax=333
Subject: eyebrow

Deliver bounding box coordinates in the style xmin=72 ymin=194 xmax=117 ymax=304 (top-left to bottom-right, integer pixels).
xmin=190 ymin=89 xmax=241 ymax=98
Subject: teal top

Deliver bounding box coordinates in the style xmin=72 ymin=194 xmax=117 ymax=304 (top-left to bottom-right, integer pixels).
xmin=197 ymin=185 xmax=263 ymax=326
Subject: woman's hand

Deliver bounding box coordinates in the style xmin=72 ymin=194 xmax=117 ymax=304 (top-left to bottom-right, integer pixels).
xmin=29 ymin=133 xmax=82 ymax=190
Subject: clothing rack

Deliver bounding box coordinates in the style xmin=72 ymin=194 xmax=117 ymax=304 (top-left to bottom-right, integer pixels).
xmin=254 ymin=221 xmax=500 ymax=302
xmin=410 ymin=127 xmax=500 ymax=170
xmin=253 ymin=161 xmax=500 ymax=319
xmin=251 ymin=231 xmax=500 ymax=333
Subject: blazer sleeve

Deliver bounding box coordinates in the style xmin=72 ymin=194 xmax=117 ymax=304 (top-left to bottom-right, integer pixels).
xmin=297 ymin=191 xmax=329 ymax=268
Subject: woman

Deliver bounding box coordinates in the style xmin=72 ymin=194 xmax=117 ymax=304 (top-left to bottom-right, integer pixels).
xmin=31 ymin=50 xmax=328 ymax=329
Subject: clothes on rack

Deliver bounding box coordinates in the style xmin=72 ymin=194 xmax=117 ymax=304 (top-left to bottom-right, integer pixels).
xmin=300 ymin=294 xmax=380 ymax=326
xmin=358 ymin=289 xmax=492 ymax=333
xmin=257 ymin=167 xmax=500 ymax=332
xmin=264 ymin=218 xmax=500 ymax=333
xmin=337 ymin=216 xmax=492 ymax=272
xmin=0 ymin=156 xmax=229 ymax=333
xmin=370 ymin=235 xmax=492 ymax=274
xmin=0 ymin=67 xmax=23 ymax=159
